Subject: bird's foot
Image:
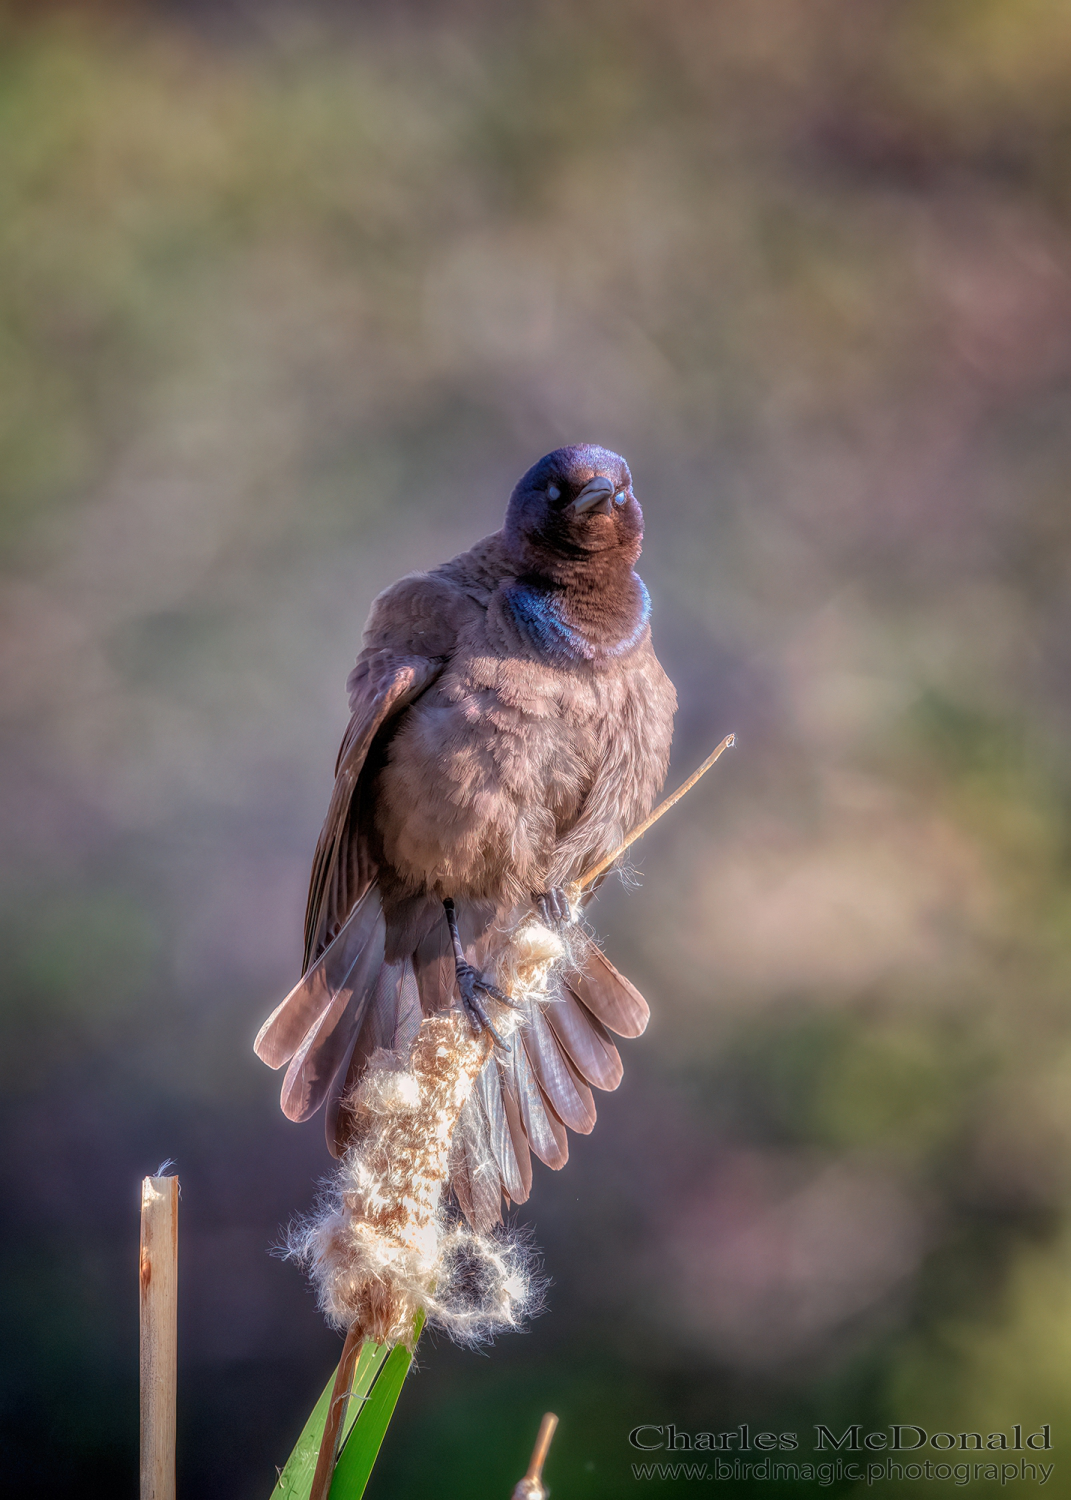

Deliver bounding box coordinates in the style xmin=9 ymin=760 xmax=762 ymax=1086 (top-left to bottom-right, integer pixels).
xmin=442 ymin=896 xmax=513 ymax=1047
xmin=453 ymin=961 xmax=511 ymax=1046
xmin=534 ymin=887 xmax=573 ymax=929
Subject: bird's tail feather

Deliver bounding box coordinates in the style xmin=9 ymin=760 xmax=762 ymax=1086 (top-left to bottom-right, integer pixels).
xmin=254 ymin=886 xmax=387 ymax=1123
xmin=254 ymin=886 xmax=382 ymax=1068
xmin=324 ymin=953 xmax=423 ymax=1153
xmin=255 ymin=893 xmax=651 ymax=1227
xmin=565 ymin=946 xmax=650 ymax=1037
xmin=520 ymin=1001 xmax=596 ymax=1134
xmin=500 ymin=1034 xmax=569 ymax=1170
xmin=450 ymin=1089 xmax=511 ymax=1233
xmin=545 ymin=985 xmax=624 ymax=1091
xmin=476 ymin=1039 xmax=531 ymax=1203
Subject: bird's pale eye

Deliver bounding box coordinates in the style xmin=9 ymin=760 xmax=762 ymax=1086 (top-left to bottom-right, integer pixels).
xmin=547 ymin=483 xmax=561 ymax=501
xmin=614 ymin=490 xmax=627 ymax=506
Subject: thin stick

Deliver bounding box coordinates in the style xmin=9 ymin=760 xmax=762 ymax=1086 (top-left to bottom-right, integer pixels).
xmin=309 ymin=1323 xmax=364 ymax=1500
xmin=140 ymin=1175 xmax=178 ymax=1500
xmin=511 ymin=1412 xmax=559 ymax=1499
xmin=576 ymin=732 xmax=736 ymax=889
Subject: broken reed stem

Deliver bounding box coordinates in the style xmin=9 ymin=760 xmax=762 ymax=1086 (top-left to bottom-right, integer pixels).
xmin=511 ymin=1412 xmax=559 ymax=1500
xmin=309 ymin=1322 xmax=364 ymax=1500
xmin=577 ymin=732 xmax=736 ymax=889
xmin=140 ymin=1175 xmax=178 ymax=1500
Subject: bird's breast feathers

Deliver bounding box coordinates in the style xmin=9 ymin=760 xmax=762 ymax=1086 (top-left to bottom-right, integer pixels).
xmin=371 ymin=621 xmax=673 ymax=900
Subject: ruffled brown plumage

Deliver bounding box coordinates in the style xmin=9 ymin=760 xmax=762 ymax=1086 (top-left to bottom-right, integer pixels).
xmin=256 ymin=444 xmax=676 ymax=1232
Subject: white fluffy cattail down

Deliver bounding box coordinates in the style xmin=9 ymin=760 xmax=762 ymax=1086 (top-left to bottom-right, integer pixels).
xmin=285 ymin=920 xmax=573 ymax=1347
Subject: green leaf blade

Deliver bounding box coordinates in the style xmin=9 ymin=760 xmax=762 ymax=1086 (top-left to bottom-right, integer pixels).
xmin=328 ymin=1313 xmax=425 ymax=1500
xmin=268 ymin=1372 xmax=334 ymax=1500
xmin=268 ymin=1340 xmax=392 ymax=1500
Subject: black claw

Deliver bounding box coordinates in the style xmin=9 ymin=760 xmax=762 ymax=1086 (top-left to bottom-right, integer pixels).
xmin=534 ymin=886 xmax=571 ymax=929
xmin=454 ymin=961 xmax=509 ymax=1046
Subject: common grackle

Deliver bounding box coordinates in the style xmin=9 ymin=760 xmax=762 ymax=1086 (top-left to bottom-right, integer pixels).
xmin=255 ymin=445 xmax=676 ymax=1228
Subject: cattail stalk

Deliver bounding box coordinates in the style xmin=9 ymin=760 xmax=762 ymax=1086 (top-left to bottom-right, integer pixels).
xmin=308 ymin=1323 xmax=364 ymax=1500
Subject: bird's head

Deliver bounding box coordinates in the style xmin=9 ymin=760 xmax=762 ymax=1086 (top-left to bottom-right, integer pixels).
xmin=503 ymin=444 xmax=643 ymax=575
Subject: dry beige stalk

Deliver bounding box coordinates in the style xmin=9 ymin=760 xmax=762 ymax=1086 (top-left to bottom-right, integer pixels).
xmin=511 ymin=1411 xmax=559 ymax=1499
xmin=574 ymin=732 xmax=735 ymax=890
xmin=139 ymin=1175 xmax=178 ymax=1500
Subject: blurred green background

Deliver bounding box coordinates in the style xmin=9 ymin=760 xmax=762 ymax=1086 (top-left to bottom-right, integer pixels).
xmin=2 ymin=1 xmax=1071 ymax=1495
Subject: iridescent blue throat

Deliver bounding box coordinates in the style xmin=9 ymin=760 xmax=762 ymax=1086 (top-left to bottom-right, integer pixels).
xmin=505 ymin=576 xmax=651 ymax=662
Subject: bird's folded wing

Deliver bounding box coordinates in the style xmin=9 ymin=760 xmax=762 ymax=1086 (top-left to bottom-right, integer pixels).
xmin=303 ymin=649 xmax=444 ymax=968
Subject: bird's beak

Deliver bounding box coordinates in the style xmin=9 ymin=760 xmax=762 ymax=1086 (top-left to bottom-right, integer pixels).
xmin=570 ymin=475 xmax=615 ymax=515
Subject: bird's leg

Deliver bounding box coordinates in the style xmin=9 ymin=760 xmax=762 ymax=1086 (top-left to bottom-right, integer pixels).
xmin=442 ymin=898 xmax=511 ymax=1046
xmin=534 ymin=887 xmax=572 ymax=929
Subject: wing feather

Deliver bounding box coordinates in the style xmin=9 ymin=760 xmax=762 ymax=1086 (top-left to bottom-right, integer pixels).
xmin=303 ymin=651 xmax=443 ymax=968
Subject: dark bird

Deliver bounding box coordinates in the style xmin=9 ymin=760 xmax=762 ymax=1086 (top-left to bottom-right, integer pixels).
xmin=255 ymin=444 xmax=676 ymax=1229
